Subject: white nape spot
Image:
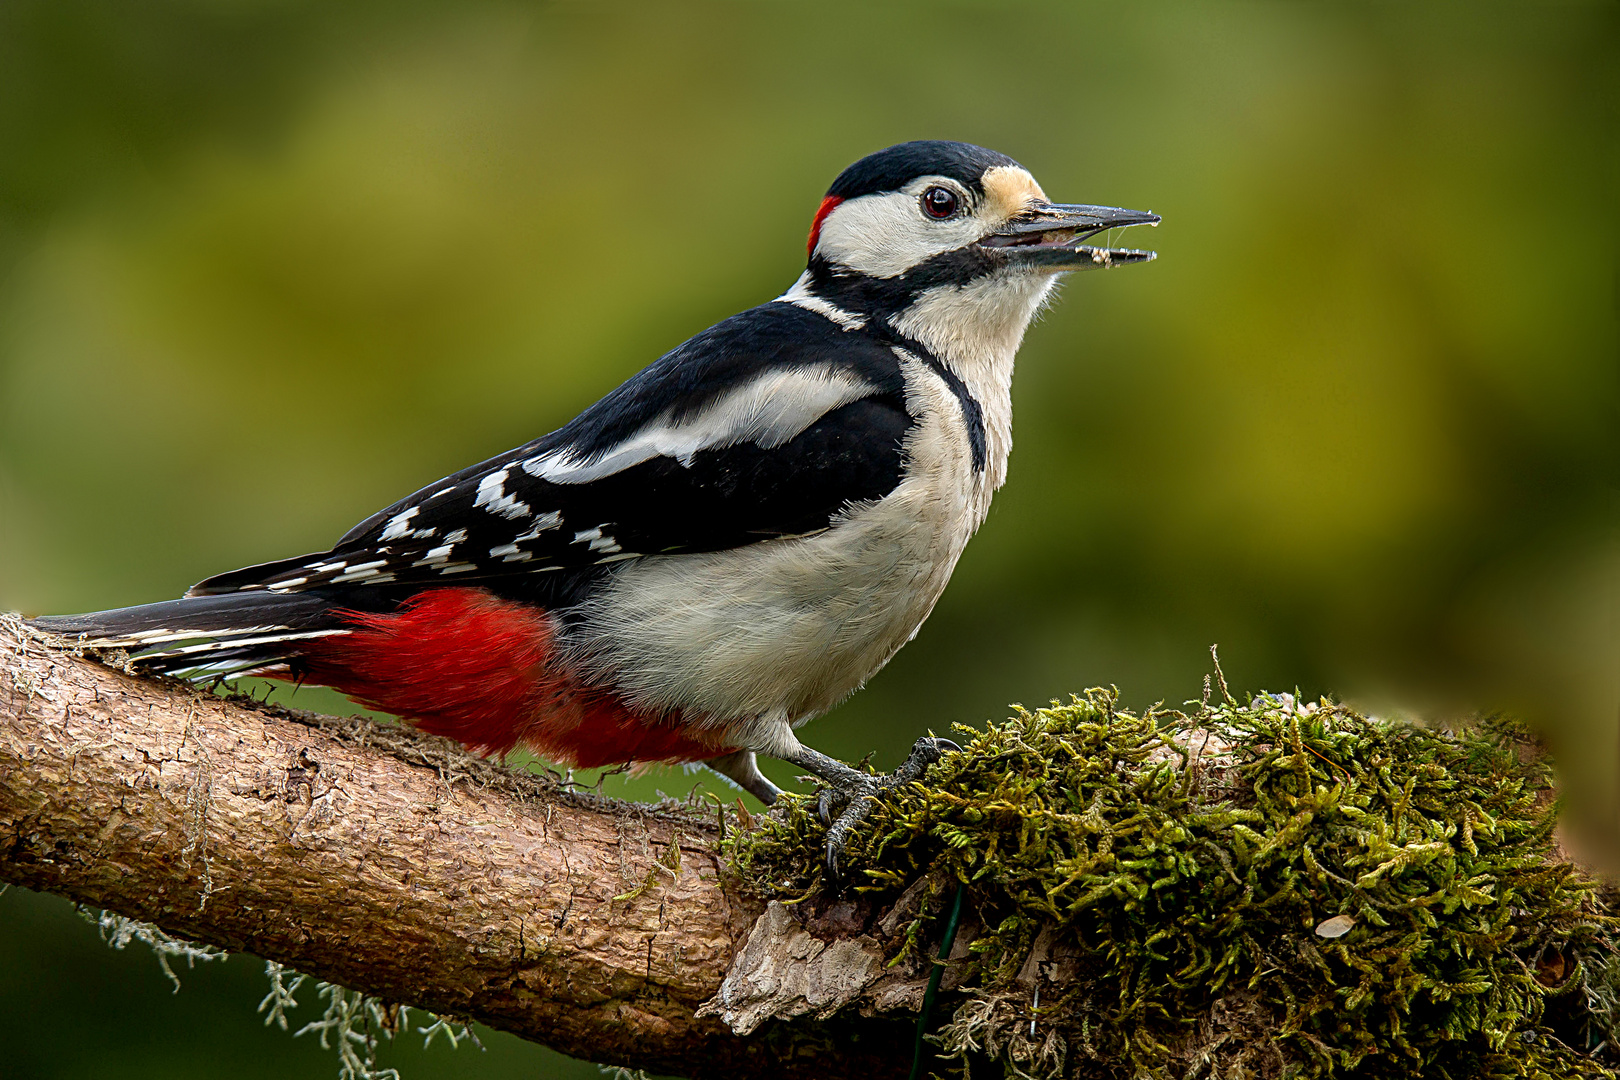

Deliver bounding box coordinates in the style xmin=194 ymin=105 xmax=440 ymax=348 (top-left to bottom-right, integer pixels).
xmin=331 ymin=559 xmax=389 ymax=583
xmin=524 ymin=366 xmax=875 ymax=485
xmin=266 ymin=577 xmax=308 ymax=592
xmin=443 ymin=528 xmax=469 ymax=543
xmin=776 ymin=273 xmax=866 ymax=329
xmin=475 ymin=468 xmax=532 ymax=521
xmin=379 ymin=506 xmax=419 ymax=541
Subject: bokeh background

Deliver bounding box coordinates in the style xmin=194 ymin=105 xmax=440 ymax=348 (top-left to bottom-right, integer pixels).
xmin=0 ymin=2 xmax=1615 ymax=1077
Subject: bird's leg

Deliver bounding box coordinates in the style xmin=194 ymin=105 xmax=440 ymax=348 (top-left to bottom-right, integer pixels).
xmin=780 ymin=736 xmax=960 ymax=878
xmin=704 ymin=748 xmax=784 ymax=806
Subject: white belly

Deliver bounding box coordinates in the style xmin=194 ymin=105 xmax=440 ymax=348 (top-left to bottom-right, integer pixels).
xmin=561 ymin=355 xmax=998 ymax=742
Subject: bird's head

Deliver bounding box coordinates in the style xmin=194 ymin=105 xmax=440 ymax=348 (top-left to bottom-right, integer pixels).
xmin=798 ymin=140 xmax=1158 ymax=363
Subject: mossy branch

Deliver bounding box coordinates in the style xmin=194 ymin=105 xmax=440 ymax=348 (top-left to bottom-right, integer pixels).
xmin=722 ymin=690 xmax=1620 ymax=1079
xmin=3 ymin=612 xmax=1618 ymax=1080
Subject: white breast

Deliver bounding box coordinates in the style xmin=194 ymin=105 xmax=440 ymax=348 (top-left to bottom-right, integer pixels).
xmin=561 ymin=352 xmax=999 ymax=742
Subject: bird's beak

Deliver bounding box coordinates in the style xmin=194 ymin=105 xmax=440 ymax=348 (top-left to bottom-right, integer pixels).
xmin=980 ymin=202 xmax=1160 ymax=272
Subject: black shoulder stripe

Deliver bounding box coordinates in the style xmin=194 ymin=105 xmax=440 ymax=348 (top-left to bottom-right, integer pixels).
xmin=795 ymin=264 xmax=989 ymax=473
xmin=920 ymin=351 xmax=987 ymax=473
xmin=867 ymin=326 xmax=987 ymax=473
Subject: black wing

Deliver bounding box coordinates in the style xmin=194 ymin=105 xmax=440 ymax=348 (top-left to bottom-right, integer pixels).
xmin=190 ymin=302 xmax=913 ymax=599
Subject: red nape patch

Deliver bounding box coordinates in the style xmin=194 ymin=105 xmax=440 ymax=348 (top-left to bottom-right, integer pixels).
xmin=292 ymin=588 xmax=731 ymax=768
xmin=806 ymin=194 xmax=843 ymax=257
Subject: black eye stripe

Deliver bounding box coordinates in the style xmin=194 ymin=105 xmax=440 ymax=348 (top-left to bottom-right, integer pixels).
xmin=921 ymin=186 xmax=960 ymax=220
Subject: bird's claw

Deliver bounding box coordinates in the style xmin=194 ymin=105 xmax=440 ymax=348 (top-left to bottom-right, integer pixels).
xmin=816 ymin=787 xmax=837 ymax=827
xmin=819 ymin=735 xmax=958 ymax=882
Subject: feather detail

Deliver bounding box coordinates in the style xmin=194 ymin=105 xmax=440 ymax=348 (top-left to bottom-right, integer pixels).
xmin=293 ymin=587 xmax=731 ymax=767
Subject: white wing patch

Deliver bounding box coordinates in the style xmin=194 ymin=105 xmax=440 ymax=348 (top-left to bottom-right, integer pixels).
xmin=515 ymin=511 xmax=562 ymax=539
xmin=330 ymin=559 xmax=389 ymax=583
xmin=572 ymin=526 xmax=623 ymax=554
xmin=379 ymin=506 xmax=418 ymax=540
xmin=522 ymin=364 xmax=876 ymax=485
xmin=474 ymin=468 xmax=533 ymax=520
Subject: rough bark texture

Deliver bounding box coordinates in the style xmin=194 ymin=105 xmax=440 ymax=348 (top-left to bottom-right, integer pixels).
xmin=0 ymin=617 xmax=914 ymax=1079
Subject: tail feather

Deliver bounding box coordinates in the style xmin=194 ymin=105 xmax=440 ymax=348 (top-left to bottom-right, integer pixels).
xmin=29 ymin=591 xmax=353 ymax=676
xmin=30 ymin=584 xmax=728 ymax=769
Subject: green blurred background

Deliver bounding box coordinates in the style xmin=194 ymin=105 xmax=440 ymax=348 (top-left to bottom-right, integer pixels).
xmin=0 ymin=1 xmax=1614 ymax=1077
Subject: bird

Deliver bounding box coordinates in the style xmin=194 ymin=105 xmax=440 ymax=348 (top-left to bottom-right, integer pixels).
xmin=30 ymin=140 xmax=1158 ymax=869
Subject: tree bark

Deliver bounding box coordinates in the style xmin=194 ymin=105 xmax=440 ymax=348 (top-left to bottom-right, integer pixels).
xmin=0 ymin=616 xmax=912 ymax=1079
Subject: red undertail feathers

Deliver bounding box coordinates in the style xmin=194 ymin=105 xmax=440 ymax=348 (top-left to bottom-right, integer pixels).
xmin=293 ymin=588 xmax=728 ymax=768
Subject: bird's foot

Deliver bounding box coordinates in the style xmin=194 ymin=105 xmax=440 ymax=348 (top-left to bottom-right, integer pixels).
xmin=792 ymin=736 xmax=959 ymax=880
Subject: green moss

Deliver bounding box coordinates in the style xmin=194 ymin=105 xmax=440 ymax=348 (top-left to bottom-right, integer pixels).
xmin=728 ymin=690 xmax=1620 ymax=1079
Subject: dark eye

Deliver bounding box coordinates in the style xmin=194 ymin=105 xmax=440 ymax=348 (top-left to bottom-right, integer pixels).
xmin=921 ymin=186 xmax=959 ymax=220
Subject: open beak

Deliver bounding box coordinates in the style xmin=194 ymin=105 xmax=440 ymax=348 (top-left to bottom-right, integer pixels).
xmin=980 ymin=202 xmax=1160 ymax=272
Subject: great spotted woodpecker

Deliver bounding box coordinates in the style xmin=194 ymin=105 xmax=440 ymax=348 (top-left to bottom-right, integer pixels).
xmin=33 ymin=141 xmax=1158 ymax=867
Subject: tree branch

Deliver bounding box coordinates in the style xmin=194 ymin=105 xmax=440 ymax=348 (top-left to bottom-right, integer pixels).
xmin=0 ymin=616 xmax=912 ymax=1079
xmin=10 ymin=613 xmax=1614 ymax=1080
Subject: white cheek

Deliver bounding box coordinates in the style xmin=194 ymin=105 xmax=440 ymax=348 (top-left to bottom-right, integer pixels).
xmin=815 ymin=191 xmax=981 ymax=278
